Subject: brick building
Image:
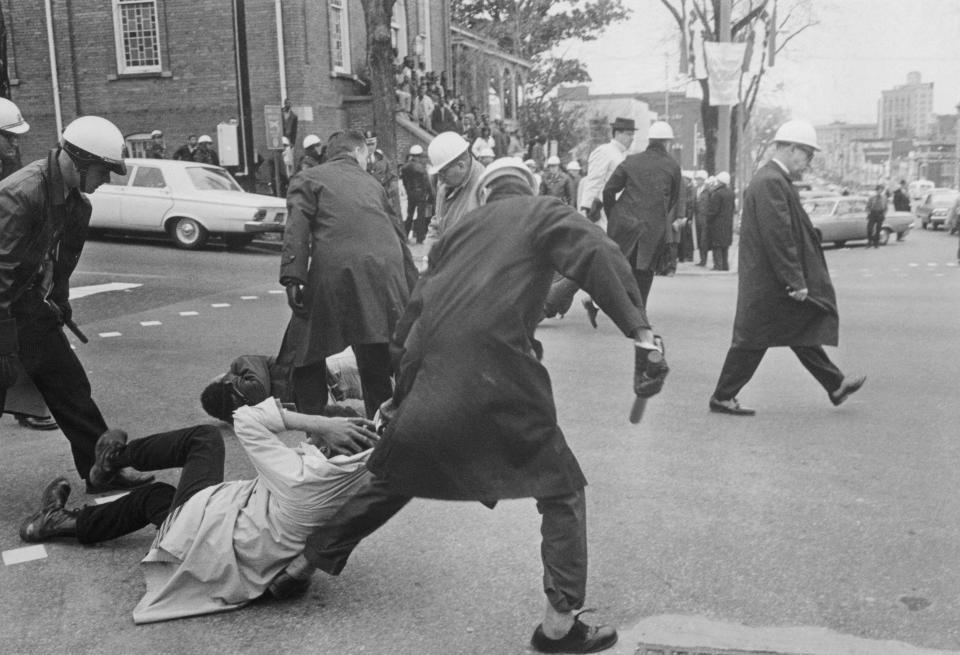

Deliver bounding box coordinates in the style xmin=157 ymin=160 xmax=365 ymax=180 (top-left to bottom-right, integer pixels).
xmin=1 ymin=0 xmax=451 ymax=181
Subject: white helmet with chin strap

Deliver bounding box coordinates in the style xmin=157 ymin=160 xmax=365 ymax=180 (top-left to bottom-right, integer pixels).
xmin=477 ymin=157 xmax=537 ymax=204
xmin=61 ymin=116 xmax=127 ymax=176
xmin=0 ymin=98 xmax=29 ymax=134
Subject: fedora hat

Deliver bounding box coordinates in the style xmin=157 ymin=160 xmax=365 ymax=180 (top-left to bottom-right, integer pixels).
xmin=610 ymin=117 xmax=636 ymax=131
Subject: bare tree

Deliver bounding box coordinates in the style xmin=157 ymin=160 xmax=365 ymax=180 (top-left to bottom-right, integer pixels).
xmin=658 ymin=0 xmax=816 ymax=175
xmin=360 ymin=0 xmax=398 ymax=162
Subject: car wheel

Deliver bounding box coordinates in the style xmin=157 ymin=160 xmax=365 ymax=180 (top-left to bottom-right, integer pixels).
xmin=896 ymin=230 xmax=906 ymax=242
xmin=878 ymin=229 xmax=891 ymax=246
xmin=834 ymin=240 xmax=846 ymax=248
xmin=224 ymin=234 xmax=254 ymax=251
xmin=170 ymin=217 xmax=208 ymax=250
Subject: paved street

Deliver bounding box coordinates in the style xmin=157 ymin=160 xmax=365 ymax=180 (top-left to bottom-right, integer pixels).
xmin=1 ymin=228 xmax=958 ymax=654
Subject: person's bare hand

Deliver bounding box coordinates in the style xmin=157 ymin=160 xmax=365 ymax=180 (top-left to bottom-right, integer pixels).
xmin=316 ymin=416 xmax=379 ymax=455
xmin=787 ymin=286 xmax=808 ymax=302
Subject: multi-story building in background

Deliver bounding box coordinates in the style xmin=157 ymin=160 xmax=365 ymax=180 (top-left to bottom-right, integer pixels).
xmin=878 ymin=71 xmax=934 ymax=139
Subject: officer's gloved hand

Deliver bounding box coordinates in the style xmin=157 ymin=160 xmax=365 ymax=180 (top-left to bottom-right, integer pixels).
xmin=0 ymin=319 xmax=20 ymax=389
xmin=633 ymin=335 xmax=668 ymax=399
xmin=285 ymin=283 xmax=306 ymax=317
xmin=56 ymin=300 xmax=72 ymax=325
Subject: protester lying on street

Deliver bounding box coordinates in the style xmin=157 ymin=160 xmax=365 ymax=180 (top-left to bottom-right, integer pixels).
xmin=19 ymin=398 xmax=378 ymax=624
xmin=200 ymin=350 xmax=364 ymax=424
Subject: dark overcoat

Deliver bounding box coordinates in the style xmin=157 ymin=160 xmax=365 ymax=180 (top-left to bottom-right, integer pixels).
xmin=732 ymin=161 xmax=839 ymax=349
xmin=366 ymin=191 xmax=649 ymax=501
xmin=706 ymin=183 xmax=735 ymax=247
xmin=602 ymin=145 xmax=681 ymax=270
xmin=280 ymin=153 xmax=417 ymax=365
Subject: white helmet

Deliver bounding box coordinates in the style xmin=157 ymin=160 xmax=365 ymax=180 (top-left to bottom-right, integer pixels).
xmin=716 ymin=171 xmax=731 ymax=185
xmin=303 ymin=134 xmax=322 ymax=149
xmin=477 ymin=157 xmax=537 ymax=200
xmin=198 ymin=134 xmax=213 ymax=144
xmin=282 ymin=136 xmax=291 ymax=147
xmin=61 ymin=116 xmax=126 ymax=175
xmin=566 ymin=160 xmax=581 ymax=171
xmin=150 ymin=129 xmax=163 ymax=138
xmin=0 ymin=98 xmax=29 ymax=134
xmin=648 ymin=121 xmax=674 ymax=140
xmin=694 ymin=169 xmax=708 ymax=179
xmin=409 ymin=144 xmax=424 ymax=156
xmin=546 ymin=155 xmax=561 ymax=166
xmin=428 ymin=131 xmax=470 ymax=174
xmin=773 ymin=119 xmax=820 ymax=150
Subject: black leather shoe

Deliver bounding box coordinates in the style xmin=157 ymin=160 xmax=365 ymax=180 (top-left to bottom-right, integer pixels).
xmin=829 ymin=374 xmax=866 ymax=406
xmin=87 ymin=428 xmax=129 ymax=488
xmin=20 ymin=478 xmax=78 ymax=543
xmin=531 ymin=611 xmax=618 ymax=653
xmin=709 ymin=395 xmax=756 ymax=416
xmin=582 ymin=298 xmax=599 ymax=329
xmin=266 ymin=570 xmax=313 ymax=600
xmin=15 ymin=414 xmax=59 ymax=431
xmin=86 ymin=467 xmax=155 ymax=494
xmin=40 ymin=477 xmax=71 ymax=513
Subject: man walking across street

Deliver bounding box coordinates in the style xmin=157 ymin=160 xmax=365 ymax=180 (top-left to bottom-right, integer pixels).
xmin=399 ymin=144 xmax=433 ymax=244
xmin=280 ymin=130 xmax=417 ymax=419
xmin=709 ymin=120 xmax=865 ymax=416
xmin=602 ymin=121 xmax=682 ymax=306
xmin=0 ymin=116 xmax=154 ymax=492
xmin=707 ymin=171 xmax=735 ymax=270
xmin=892 ymin=179 xmax=911 ymax=212
xmin=270 ymin=158 xmax=669 ymax=654
xmin=866 ymin=184 xmax=887 ymax=249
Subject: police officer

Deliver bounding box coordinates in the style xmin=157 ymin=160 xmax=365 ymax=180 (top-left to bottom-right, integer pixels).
xmin=0 ymin=116 xmax=154 ymax=491
xmin=298 ymin=134 xmax=324 ymax=171
xmin=146 ymin=129 xmax=165 ymax=159
xmin=193 ymin=134 xmax=218 ymax=165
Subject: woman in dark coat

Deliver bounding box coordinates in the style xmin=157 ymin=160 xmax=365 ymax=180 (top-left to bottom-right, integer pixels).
xmin=709 ymin=124 xmax=864 ymax=415
xmin=706 ymin=171 xmax=735 ymax=270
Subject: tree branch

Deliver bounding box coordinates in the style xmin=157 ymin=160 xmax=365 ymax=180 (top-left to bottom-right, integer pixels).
xmin=775 ymin=21 xmax=817 ymax=53
xmin=731 ymin=1 xmax=768 ymax=37
xmin=659 ymin=0 xmax=684 ymax=28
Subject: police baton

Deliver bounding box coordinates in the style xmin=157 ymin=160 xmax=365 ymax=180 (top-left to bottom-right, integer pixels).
xmin=65 ymin=318 xmax=89 ymax=344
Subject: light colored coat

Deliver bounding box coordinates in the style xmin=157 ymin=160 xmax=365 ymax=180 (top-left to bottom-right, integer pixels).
xmin=132 ymin=399 xmax=372 ymax=624
xmin=577 ymin=139 xmax=627 ymax=209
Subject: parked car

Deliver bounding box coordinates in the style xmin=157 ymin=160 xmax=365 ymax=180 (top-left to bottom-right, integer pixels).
xmin=914 ymin=188 xmax=959 ymax=230
xmin=89 ymin=159 xmax=286 ymax=250
xmin=802 ymin=195 xmax=913 ymax=247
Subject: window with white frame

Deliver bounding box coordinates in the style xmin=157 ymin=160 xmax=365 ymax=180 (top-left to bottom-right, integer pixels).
xmin=418 ymin=0 xmax=432 ymax=70
xmin=329 ymin=0 xmax=352 ymax=74
xmin=391 ymin=1 xmax=408 ymax=59
xmin=112 ymin=0 xmax=162 ymax=74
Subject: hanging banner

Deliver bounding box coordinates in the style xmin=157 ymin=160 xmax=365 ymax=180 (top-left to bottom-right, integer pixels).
xmin=704 ymin=41 xmax=747 ymax=106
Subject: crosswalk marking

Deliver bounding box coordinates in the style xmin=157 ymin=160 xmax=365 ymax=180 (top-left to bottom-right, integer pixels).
xmin=140 ymin=321 xmax=162 ymax=327
xmin=69 ymin=282 xmax=142 ymax=299
xmin=98 ymin=331 xmax=121 ymax=338
xmin=179 ymin=311 xmax=199 ymax=316
xmin=2 ymin=545 xmax=47 ymax=566
xmin=211 ymin=303 xmax=231 ymax=308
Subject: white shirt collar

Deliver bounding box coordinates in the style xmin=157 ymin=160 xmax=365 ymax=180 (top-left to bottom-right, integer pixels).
xmin=771 ymin=156 xmax=791 ymax=175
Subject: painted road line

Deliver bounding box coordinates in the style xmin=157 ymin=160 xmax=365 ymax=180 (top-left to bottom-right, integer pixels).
xmin=268 ymin=289 xmax=284 ymax=294
xmin=947 ymin=262 xmax=957 ymax=267
xmin=2 ymin=545 xmax=47 ymax=566
xmin=179 ymin=311 xmax=199 ymax=316
xmin=908 ymin=262 xmax=919 ymax=267
xmin=69 ymin=282 xmax=142 ymax=299
xmin=94 ymin=492 xmax=130 ymax=505
xmin=240 ymin=295 xmax=258 ymax=300
xmin=140 ymin=321 xmax=162 ymax=327
xmin=927 ymin=262 xmax=938 ymax=267
xmin=75 ymin=271 xmax=167 ymax=279
xmin=99 ymin=331 xmax=122 ymax=338
xmin=211 ymin=303 xmax=231 ymax=308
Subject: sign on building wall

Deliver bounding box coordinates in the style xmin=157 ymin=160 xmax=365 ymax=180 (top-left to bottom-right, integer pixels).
xmin=264 ymin=104 xmax=284 ymax=149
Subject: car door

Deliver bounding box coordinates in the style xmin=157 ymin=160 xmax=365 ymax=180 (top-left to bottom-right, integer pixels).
xmin=120 ymin=164 xmax=175 ymax=232
xmin=809 ymin=200 xmax=839 ymax=241
xmin=88 ymin=169 xmax=130 ymax=228
xmin=837 ymin=199 xmax=868 ymax=240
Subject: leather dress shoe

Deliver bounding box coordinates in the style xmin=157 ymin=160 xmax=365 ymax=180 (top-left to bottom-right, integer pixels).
xmin=20 ymin=477 xmax=77 ymax=542
xmin=531 ymin=611 xmax=618 ymax=653
xmin=582 ymin=298 xmax=599 ymax=329
xmin=709 ymin=395 xmax=756 ymax=416
xmin=266 ymin=569 xmax=313 ymax=600
xmin=87 ymin=428 xmax=129 ymax=489
xmin=86 ymin=467 xmax=155 ymax=494
xmin=829 ymin=374 xmax=866 ymax=406
xmin=15 ymin=414 xmax=59 ymax=431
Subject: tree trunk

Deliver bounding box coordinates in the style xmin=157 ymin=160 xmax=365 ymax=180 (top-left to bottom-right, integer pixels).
xmin=361 ymin=0 xmax=398 ymax=163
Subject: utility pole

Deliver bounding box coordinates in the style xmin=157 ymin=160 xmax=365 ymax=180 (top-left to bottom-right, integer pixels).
xmin=716 ymin=0 xmax=731 ymax=175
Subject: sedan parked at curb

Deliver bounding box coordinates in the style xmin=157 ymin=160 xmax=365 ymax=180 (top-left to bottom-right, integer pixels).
xmin=914 ymin=188 xmax=959 ymax=230
xmin=802 ymin=195 xmax=914 ymax=248
xmin=89 ymin=159 xmax=286 ymax=250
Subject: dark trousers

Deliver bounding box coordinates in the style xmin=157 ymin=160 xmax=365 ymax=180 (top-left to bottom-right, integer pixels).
xmin=633 ymin=268 xmax=654 ymax=306
xmin=713 ymin=345 xmax=844 ymax=401
xmin=867 ymin=216 xmax=884 ymax=247
xmin=696 ymin=220 xmax=709 ymax=264
xmin=1 ymin=316 xmax=107 ymax=479
xmin=293 ymin=343 xmax=392 ymax=419
xmin=678 ymin=221 xmax=695 ymax=261
xmin=75 ymin=425 xmax=224 ymax=544
xmin=301 ymin=475 xmax=588 ymax=613
xmin=712 ymin=247 xmax=729 ymax=270
xmin=405 ymin=198 xmax=430 ymax=243
xmin=543 ymin=274 xmax=580 ymax=318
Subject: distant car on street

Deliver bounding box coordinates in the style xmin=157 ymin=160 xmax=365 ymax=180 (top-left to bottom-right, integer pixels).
xmin=89 ymin=158 xmax=286 ymax=250
xmin=802 ymin=195 xmax=914 ymax=247
xmin=914 ymin=188 xmax=959 ymax=230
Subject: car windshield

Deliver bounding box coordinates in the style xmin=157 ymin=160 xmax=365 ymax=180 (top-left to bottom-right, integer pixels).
xmin=803 ymin=200 xmax=836 ymax=216
xmin=186 ymin=166 xmax=242 ymax=192
xmin=931 ymin=191 xmax=958 ymax=205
